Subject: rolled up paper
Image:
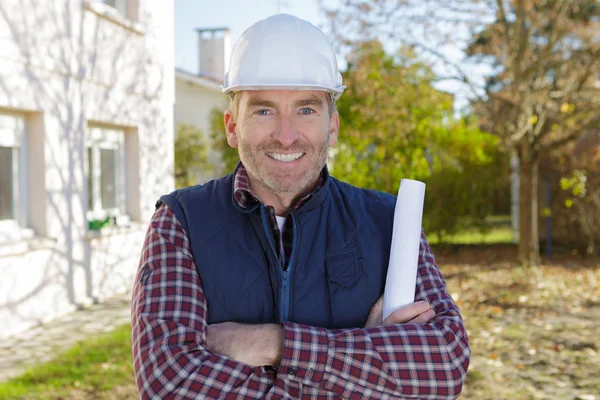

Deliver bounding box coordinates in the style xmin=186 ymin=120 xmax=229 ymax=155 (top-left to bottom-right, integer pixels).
xmin=383 ymin=179 xmax=426 ymax=321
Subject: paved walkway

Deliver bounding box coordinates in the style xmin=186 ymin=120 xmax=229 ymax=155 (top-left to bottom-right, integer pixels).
xmin=0 ymin=295 xmax=131 ymax=382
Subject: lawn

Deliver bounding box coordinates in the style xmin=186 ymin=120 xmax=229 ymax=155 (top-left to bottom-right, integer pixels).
xmin=427 ymin=215 xmax=515 ymax=245
xmin=0 ymin=324 xmax=135 ymax=399
xmin=428 ymin=226 xmax=514 ymax=245
xmin=1 ymin=245 xmax=599 ymax=400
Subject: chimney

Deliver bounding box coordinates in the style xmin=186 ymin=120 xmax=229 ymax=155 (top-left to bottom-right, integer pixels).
xmin=196 ymin=27 xmax=231 ymax=82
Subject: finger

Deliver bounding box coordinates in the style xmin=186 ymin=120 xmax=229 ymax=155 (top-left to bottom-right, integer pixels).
xmin=364 ymin=296 xmax=383 ymax=328
xmin=407 ymin=308 xmax=436 ymax=324
xmin=382 ymin=301 xmax=430 ymax=324
xmin=382 ymin=301 xmax=431 ymax=325
xmin=371 ymin=296 xmax=383 ymax=315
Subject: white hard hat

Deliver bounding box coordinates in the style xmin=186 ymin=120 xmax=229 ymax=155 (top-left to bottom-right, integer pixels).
xmin=222 ymin=14 xmax=345 ymax=100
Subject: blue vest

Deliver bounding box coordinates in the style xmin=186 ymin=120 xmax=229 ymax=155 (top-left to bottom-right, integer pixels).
xmin=159 ymin=167 xmax=396 ymax=329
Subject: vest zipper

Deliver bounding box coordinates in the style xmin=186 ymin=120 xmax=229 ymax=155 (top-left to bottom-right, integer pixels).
xmin=282 ymin=213 xmax=298 ymax=322
xmin=260 ymin=206 xmax=296 ymax=322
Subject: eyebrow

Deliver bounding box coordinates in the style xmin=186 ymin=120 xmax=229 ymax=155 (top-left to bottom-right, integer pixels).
xmin=246 ymin=99 xmax=278 ymax=109
xmin=294 ymin=96 xmax=324 ymax=108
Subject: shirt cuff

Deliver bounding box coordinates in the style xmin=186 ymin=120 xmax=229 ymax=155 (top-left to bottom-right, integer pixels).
xmin=279 ymin=321 xmax=331 ymax=386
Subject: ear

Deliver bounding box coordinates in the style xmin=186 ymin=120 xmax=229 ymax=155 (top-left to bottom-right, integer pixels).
xmin=328 ymin=110 xmax=339 ymax=146
xmin=224 ymin=109 xmax=238 ymax=148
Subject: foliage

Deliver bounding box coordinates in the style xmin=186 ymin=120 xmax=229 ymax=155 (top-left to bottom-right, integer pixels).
xmin=0 ymin=324 xmax=133 ymax=399
xmin=210 ymin=107 xmax=240 ymax=176
xmin=174 ymin=123 xmax=214 ymax=188
xmin=331 ymin=40 xmax=509 ymax=239
xmin=543 ymin=135 xmax=600 ymax=255
xmin=469 ymin=0 xmax=600 ymax=265
xmin=468 ymin=0 xmax=600 ymax=152
xmin=423 ymin=118 xmax=509 ymax=240
xmin=332 ymin=41 xmax=449 ymax=190
xmin=321 ymin=0 xmax=600 ymax=266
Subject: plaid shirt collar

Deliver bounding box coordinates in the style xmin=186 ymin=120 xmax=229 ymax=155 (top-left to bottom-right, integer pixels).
xmin=233 ymin=163 xmax=326 ymax=212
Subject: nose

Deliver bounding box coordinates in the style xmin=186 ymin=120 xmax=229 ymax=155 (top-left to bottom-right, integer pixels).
xmin=273 ymin=115 xmax=299 ymax=148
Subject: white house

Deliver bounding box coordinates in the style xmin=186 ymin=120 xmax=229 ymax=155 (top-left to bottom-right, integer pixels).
xmin=0 ymin=0 xmax=174 ymax=339
xmin=174 ymin=28 xmax=230 ymax=183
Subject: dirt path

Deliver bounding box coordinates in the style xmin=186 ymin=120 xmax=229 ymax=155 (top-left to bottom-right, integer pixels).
xmin=437 ymin=247 xmax=600 ymax=400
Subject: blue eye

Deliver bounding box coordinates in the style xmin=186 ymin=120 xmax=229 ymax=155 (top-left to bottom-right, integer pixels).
xmin=300 ymin=108 xmax=315 ymax=115
xmin=256 ymin=109 xmax=271 ymax=115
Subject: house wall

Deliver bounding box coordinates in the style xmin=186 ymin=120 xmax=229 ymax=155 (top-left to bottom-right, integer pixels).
xmin=0 ymin=0 xmax=174 ymax=339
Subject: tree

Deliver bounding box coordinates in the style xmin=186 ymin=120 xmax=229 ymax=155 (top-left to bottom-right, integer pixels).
xmin=322 ymin=0 xmax=600 ymax=265
xmin=546 ymin=131 xmax=600 ymax=255
xmin=423 ymin=118 xmax=509 ymax=242
xmin=210 ymin=107 xmax=240 ymax=175
xmin=332 ymin=40 xmax=509 ymax=239
xmin=467 ymin=0 xmax=600 ymax=265
xmin=332 ymin=40 xmax=451 ymax=192
xmin=174 ymin=123 xmax=213 ymax=188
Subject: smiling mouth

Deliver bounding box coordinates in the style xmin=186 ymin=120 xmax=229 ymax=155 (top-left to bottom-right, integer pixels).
xmin=266 ymin=152 xmax=304 ymax=162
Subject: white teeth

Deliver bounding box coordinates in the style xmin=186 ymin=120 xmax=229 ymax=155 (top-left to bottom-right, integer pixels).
xmin=268 ymin=152 xmax=303 ymax=162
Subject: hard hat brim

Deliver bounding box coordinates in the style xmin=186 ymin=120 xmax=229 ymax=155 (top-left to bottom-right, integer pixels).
xmin=222 ymin=84 xmax=346 ymax=100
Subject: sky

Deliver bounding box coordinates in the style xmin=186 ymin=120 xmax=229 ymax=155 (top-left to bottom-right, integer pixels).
xmin=173 ymin=0 xmax=489 ymax=109
xmin=174 ymin=0 xmax=328 ymax=74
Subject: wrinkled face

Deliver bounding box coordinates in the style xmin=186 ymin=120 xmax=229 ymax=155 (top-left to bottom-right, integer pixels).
xmin=224 ymin=90 xmax=339 ymax=198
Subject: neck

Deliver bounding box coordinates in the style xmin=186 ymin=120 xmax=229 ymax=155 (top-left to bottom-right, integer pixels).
xmin=249 ymin=177 xmax=319 ymax=217
xmin=262 ymin=193 xmax=298 ymax=216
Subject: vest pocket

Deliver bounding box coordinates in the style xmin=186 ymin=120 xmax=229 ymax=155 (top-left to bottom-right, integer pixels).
xmin=325 ymin=247 xmax=369 ymax=328
xmin=326 ymin=248 xmax=362 ymax=288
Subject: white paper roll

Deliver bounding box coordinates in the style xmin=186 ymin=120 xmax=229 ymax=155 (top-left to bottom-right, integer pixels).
xmin=382 ymin=179 xmax=426 ymax=320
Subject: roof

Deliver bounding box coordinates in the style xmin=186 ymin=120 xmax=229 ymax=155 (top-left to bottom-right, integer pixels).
xmin=175 ymin=68 xmax=223 ymax=92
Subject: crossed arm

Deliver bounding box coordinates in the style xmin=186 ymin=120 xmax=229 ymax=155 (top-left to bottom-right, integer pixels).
xmin=206 ymin=298 xmax=436 ymax=368
xmin=131 ymin=206 xmax=470 ymax=399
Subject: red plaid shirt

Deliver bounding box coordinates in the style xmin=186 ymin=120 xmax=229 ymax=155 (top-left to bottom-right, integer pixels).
xmin=131 ymin=166 xmax=470 ymax=399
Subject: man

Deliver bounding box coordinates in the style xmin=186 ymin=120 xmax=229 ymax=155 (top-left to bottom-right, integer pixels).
xmin=132 ymin=14 xmax=470 ymax=399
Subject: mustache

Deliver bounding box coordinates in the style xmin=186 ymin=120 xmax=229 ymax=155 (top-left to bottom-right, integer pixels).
xmin=257 ymin=140 xmax=311 ymax=152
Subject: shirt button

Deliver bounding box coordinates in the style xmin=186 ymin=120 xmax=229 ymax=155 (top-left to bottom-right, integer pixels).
xmin=288 ymin=367 xmax=297 ymax=376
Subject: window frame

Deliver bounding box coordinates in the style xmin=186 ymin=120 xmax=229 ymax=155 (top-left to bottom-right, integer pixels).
xmin=0 ymin=111 xmax=27 ymax=229
xmin=100 ymin=0 xmax=128 ymax=17
xmin=86 ymin=126 xmax=126 ymax=223
xmin=85 ymin=0 xmax=142 ymax=29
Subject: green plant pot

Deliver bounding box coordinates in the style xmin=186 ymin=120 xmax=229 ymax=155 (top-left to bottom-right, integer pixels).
xmin=88 ymin=216 xmax=111 ymax=231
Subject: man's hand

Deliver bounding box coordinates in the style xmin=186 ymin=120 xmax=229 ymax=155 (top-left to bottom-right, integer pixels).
xmin=364 ymin=296 xmax=435 ymax=328
xmin=206 ymin=322 xmax=284 ymax=367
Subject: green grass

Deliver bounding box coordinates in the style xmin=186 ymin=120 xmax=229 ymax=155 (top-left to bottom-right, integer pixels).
xmin=428 ymin=225 xmax=514 ymax=245
xmin=0 ymin=324 xmax=134 ymax=399
xmin=427 ymin=215 xmax=514 ymax=245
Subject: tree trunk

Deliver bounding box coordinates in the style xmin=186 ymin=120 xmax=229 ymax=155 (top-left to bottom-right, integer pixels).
xmin=510 ymin=150 xmax=520 ymax=244
xmin=518 ymin=141 xmax=541 ymax=266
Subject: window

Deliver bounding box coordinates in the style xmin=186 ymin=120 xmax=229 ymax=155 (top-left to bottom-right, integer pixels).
xmin=0 ymin=112 xmax=25 ymax=224
xmin=86 ymin=126 xmax=125 ymax=225
xmin=100 ymin=0 xmax=128 ymax=16
xmin=85 ymin=0 xmax=142 ymax=32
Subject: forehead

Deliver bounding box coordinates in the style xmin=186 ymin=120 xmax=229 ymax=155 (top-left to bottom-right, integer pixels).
xmin=238 ymin=90 xmax=328 ymax=107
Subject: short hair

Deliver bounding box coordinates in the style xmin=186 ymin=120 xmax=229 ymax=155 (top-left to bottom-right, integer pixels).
xmin=229 ymin=92 xmax=337 ymax=119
